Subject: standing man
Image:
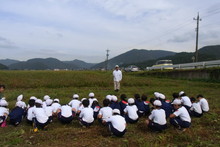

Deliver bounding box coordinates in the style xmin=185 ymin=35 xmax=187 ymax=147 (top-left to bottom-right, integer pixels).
xmin=0 ymin=85 xmax=5 ymax=100
xmin=113 ymin=65 xmax=122 ymax=92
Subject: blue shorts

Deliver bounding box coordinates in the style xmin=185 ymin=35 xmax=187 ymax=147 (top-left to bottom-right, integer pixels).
xmin=58 ymin=112 xmax=73 ymax=124
xmin=148 ymin=122 xmax=167 ymax=132
xmin=190 ymin=111 xmax=203 ymax=117
xmin=33 ymin=118 xmax=49 ymax=129
xmin=125 ymin=114 xmax=138 ymax=124
xmin=108 ymin=122 xmax=126 ymax=137
xmin=79 ymin=119 xmax=93 ymax=127
xmin=170 ymin=117 xmax=191 ymax=128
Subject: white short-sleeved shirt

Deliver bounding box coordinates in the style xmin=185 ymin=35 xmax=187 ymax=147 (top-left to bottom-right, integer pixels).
xmin=98 ymin=107 xmax=112 ymax=121
xmin=42 ymin=101 xmax=47 ymax=109
xmin=60 ymin=105 xmax=73 ymax=118
xmin=181 ymin=96 xmax=192 ymax=107
xmin=51 ymin=103 xmax=61 ymax=113
xmin=106 ymin=115 xmax=126 ymax=132
xmin=173 ymin=106 xmax=191 ymax=122
xmin=27 ymin=106 xmax=35 ymax=121
xmin=124 ymin=105 xmax=138 ymax=120
xmin=0 ymin=107 xmax=9 ymax=116
xmin=78 ymin=104 xmax=84 ymax=112
xmin=148 ymin=109 xmax=166 ymax=125
xmin=89 ymin=98 xmax=95 ymax=107
xmin=190 ymin=102 xmax=202 ymax=114
xmin=32 ymin=107 xmax=49 ymax=123
xmin=44 ymin=106 xmax=53 ymax=117
xmin=113 ymin=70 xmax=122 ymax=82
xmin=79 ymin=107 xmax=94 ymax=123
xmin=199 ymin=98 xmax=209 ymax=112
xmin=69 ymin=99 xmax=81 ymax=112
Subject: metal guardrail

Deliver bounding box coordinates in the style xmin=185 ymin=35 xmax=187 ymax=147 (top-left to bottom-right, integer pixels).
xmin=146 ymin=60 xmax=220 ymax=70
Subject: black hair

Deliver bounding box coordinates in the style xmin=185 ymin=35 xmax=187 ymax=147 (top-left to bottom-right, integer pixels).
xmin=103 ymin=99 xmax=110 ymax=107
xmin=82 ymin=99 xmax=89 ymax=107
xmin=172 ymin=93 xmax=179 ymax=99
xmin=120 ymin=94 xmax=127 ymax=101
xmin=92 ymin=101 xmax=99 ymax=107
xmin=35 ymin=103 xmax=42 ymax=108
xmin=150 ymin=98 xmax=155 ymax=105
xmin=128 ymin=103 xmax=135 ymax=106
xmin=197 ymin=94 xmax=203 ymax=98
xmin=134 ymin=94 xmax=141 ymax=102
xmin=28 ymin=99 xmax=35 ymax=107
xmin=155 ymin=106 xmax=161 ymax=109
xmin=141 ymin=94 xmax=148 ymax=101
xmin=0 ymin=84 xmax=5 ymax=89
xmin=190 ymin=97 xmax=196 ymax=103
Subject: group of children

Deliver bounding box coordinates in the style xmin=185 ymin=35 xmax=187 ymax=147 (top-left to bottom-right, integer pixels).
xmin=0 ymin=91 xmax=209 ymax=137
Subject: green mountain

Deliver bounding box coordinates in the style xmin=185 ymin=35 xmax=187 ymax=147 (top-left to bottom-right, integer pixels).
xmin=124 ymin=45 xmax=220 ymax=69
xmin=92 ymin=49 xmax=175 ymax=69
xmin=0 ymin=63 xmax=8 ymax=70
xmin=63 ymin=59 xmax=96 ymax=69
xmin=0 ymin=59 xmax=20 ymax=66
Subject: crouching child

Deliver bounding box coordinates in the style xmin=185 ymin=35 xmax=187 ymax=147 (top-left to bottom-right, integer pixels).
xmin=32 ymin=99 xmax=50 ymax=132
xmin=0 ymin=98 xmax=9 ymax=127
xmin=189 ymin=97 xmax=203 ymax=117
xmin=105 ymin=109 xmax=126 ymax=137
xmin=9 ymin=101 xmax=26 ymax=126
xmin=124 ymin=98 xmax=139 ymax=124
xmin=146 ymin=100 xmax=167 ymax=132
xmin=57 ymin=104 xmax=74 ymax=124
xmin=170 ymin=99 xmax=191 ymax=131
xmin=79 ymin=99 xmax=94 ymax=127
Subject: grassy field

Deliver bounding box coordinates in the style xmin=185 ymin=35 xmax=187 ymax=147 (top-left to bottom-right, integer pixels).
xmin=0 ymin=70 xmax=220 ymax=147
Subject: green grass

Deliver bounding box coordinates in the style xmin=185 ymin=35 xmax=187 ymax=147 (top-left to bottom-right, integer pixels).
xmin=0 ymin=70 xmax=220 ymax=147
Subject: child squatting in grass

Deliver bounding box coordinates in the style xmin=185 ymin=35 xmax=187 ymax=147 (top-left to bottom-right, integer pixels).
xmin=0 ymin=92 xmax=210 ymax=136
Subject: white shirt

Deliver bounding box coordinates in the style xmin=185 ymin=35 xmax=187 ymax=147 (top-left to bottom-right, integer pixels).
xmin=27 ymin=106 xmax=35 ymax=121
xmin=149 ymin=109 xmax=166 ymax=125
xmin=79 ymin=107 xmax=94 ymax=123
xmin=106 ymin=115 xmax=126 ymax=132
xmin=0 ymin=107 xmax=9 ymax=116
xmin=190 ymin=102 xmax=202 ymax=114
xmin=42 ymin=101 xmax=47 ymax=109
xmin=60 ymin=105 xmax=73 ymax=118
xmin=89 ymin=98 xmax=95 ymax=107
xmin=32 ymin=107 xmax=49 ymax=123
xmin=199 ymin=98 xmax=209 ymax=112
xmin=173 ymin=106 xmax=191 ymax=122
xmin=181 ymin=96 xmax=192 ymax=107
xmin=113 ymin=70 xmax=122 ymax=82
xmin=51 ymin=103 xmax=61 ymax=113
xmin=124 ymin=105 xmax=138 ymax=120
xmin=69 ymin=99 xmax=81 ymax=112
xmin=98 ymin=107 xmax=113 ymax=121
xmin=44 ymin=106 xmax=53 ymax=117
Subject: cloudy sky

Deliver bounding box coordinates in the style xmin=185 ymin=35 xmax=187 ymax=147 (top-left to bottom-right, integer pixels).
xmin=0 ymin=0 xmax=220 ymax=63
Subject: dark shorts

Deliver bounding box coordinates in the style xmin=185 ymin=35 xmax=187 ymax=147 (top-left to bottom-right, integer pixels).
xmin=190 ymin=111 xmax=203 ymax=117
xmin=148 ymin=122 xmax=167 ymax=132
xmin=125 ymin=114 xmax=138 ymax=124
xmin=58 ymin=112 xmax=73 ymax=124
xmin=34 ymin=118 xmax=49 ymax=129
xmin=79 ymin=119 xmax=93 ymax=127
xmin=108 ymin=122 xmax=126 ymax=137
xmin=170 ymin=117 xmax=191 ymax=128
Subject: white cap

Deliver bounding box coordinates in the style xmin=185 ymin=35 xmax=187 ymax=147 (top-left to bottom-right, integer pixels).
xmin=106 ymin=95 xmax=112 ymax=101
xmin=46 ymin=99 xmax=53 ymax=106
xmin=81 ymin=98 xmax=87 ymax=102
xmin=43 ymin=95 xmax=50 ymax=101
xmin=17 ymin=94 xmax=23 ymax=101
xmin=154 ymin=92 xmax=161 ymax=98
xmin=16 ymin=101 xmax=24 ymax=108
xmin=159 ymin=94 xmax=166 ymax=100
xmin=172 ymin=99 xmax=182 ymax=105
xmin=89 ymin=92 xmax=95 ymax=97
xmin=73 ymin=94 xmax=79 ymax=99
xmin=93 ymin=98 xmax=98 ymax=102
xmin=0 ymin=99 xmax=8 ymax=106
xmin=112 ymin=109 xmax=120 ymax=114
xmin=35 ymin=99 xmax=43 ymax=105
xmin=128 ymin=98 xmax=135 ymax=104
xmin=112 ymin=95 xmax=118 ymax=102
xmin=30 ymin=96 xmax=37 ymax=101
xmin=115 ymin=65 xmax=119 ymax=68
xmin=179 ymin=91 xmax=184 ymax=96
xmin=54 ymin=98 xmax=60 ymax=103
xmin=153 ymin=100 xmax=162 ymax=106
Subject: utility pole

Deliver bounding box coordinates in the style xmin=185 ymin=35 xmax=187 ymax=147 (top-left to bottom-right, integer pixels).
xmin=193 ymin=12 xmax=202 ymax=62
xmin=105 ymin=49 xmax=110 ymax=70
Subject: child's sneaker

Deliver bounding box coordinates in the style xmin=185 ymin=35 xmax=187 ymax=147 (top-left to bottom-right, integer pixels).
xmin=33 ymin=127 xmax=38 ymax=132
